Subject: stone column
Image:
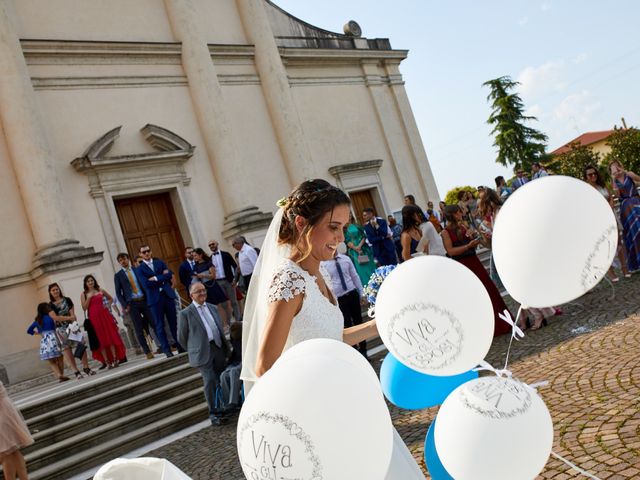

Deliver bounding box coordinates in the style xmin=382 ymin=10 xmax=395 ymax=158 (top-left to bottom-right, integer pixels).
xmin=164 ymin=0 xmax=243 ymax=213
xmin=361 ymin=59 xmax=410 ymax=197
xmin=384 ymin=61 xmax=440 ymax=201
xmin=236 ymin=0 xmax=312 ymax=186
xmin=0 ymin=2 xmax=98 ymax=268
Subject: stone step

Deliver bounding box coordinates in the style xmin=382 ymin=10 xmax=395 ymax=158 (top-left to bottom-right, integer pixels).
xmin=25 ymin=360 xmax=193 ymax=432
xmin=24 ymin=372 xmax=204 ymax=453
xmin=18 ymin=354 xmax=189 ymax=420
xmin=24 ymin=387 xmax=207 ymax=475
xmin=28 ymin=402 xmax=209 ymax=480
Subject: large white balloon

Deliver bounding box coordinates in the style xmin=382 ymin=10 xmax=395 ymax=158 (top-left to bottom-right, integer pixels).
xmin=237 ymin=340 xmax=393 ymax=480
xmin=493 ymin=175 xmax=618 ymax=308
xmin=435 ymin=376 xmax=553 ymax=480
xmin=375 ymin=256 xmax=494 ymax=376
xmin=279 ymin=338 xmax=380 ymax=390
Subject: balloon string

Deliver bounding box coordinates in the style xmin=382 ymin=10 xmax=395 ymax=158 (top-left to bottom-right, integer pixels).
xmin=503 ymin=306 xmax=523 ymax=371
xmin=550 ymin=451 xmax=602 ymax=480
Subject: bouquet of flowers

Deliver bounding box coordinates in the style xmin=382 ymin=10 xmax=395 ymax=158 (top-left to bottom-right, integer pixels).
xmin=363 ymin=264 xmax=397 ymax=317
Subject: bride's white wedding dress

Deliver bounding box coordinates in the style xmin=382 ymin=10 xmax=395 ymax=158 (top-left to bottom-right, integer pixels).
xmin=257 ymin=259 xmax=425 ymax=479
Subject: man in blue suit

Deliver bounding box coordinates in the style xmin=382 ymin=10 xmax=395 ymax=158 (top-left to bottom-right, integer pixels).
xmin=137 ymin=244 xmax=183 ymax=357
xmin=362 ymin=207 xmax=398 ymax=266
xmin=178 ymin=246 xmax=197 ymax=292
xmin=114 ymin=253 xmax=154 ymax=359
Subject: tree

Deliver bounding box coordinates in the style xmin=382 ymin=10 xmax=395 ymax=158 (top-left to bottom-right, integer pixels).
xmin=547 ymin=142 xmax=602 ymax=179
xmin=605 ymin=127 xmax=640 ymax=174
xmin=483 ymin=76 xmax=548 ymax=171
xmin=444 ymin=186 xmax=476 ymax=205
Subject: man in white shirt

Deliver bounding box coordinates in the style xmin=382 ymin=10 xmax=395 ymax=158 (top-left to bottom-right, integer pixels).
xmin=231 ymin=237 xmax=258 ymax=290
xmin=178 ymin=282 xmax=231 ymax=426
xmin=322 ymin=254 xmax=368 ymax=357
xmin=208 ymin=239 xmax=241 ymax=322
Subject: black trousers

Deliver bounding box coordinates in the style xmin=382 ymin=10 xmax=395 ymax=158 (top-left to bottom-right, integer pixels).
xmin=337 ymin=289 xmax=367 ymax=354
xmin=128 ymin=299 xmax=153 ymax=354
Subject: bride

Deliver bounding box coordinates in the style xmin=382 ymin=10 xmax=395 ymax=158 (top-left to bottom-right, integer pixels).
xmin=241 ymin=179 xmax=425 ymax=479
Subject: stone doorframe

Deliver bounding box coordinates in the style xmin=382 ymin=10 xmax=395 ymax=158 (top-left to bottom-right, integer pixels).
xmin=328 ymin=159 xmax=391 ymax=216
xmin=71 ymin=124 xmax=202 ymax=269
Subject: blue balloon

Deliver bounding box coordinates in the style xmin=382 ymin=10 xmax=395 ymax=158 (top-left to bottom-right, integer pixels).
xmin=379 ymin=352 xmax=478 ymax=409
xmin=424 ymin=418 xmax=453 ymax=480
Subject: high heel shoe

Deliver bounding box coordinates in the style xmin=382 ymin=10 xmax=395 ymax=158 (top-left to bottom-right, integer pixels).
xmin=83 ymin=367 xmax=96 ymax=376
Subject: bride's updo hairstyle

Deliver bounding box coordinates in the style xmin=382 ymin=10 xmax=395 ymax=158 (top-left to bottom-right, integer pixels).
xmin=278 ymin=179 xmax=350 ymax=261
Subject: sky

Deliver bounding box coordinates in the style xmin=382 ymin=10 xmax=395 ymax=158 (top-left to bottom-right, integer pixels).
xmin=273 ymin=0 xmax=640 ymax=197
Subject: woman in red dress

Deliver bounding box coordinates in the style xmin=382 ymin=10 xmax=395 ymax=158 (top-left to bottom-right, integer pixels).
xmin=441 ymin=205 xmax=512 ymax=337
xmin=80 ymin=274 xmax=126 ymax=369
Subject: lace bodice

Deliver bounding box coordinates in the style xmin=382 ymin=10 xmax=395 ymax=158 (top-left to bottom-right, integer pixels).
xmin=268 ymin=260 xmax=343 ymax=349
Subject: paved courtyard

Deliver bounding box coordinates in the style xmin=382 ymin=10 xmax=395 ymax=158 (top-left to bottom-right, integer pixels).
xmin=149 ymin=275 xmax=640 ymax=479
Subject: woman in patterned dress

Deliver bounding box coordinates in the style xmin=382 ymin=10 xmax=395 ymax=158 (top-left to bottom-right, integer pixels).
xmin=609 ymin=160 xmax=640 ymax=272
xmin=27 ymin=303 xmax=69 ymax=382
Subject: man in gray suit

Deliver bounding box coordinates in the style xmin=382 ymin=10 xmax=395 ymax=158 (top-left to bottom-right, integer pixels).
xmin=178 ymin=282 xmax=231 ymax=426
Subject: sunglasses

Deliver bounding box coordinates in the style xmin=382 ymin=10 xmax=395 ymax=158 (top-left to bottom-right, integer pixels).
xmin=586 ymin=172 xmax=597 ymax=177
xmin=140 ymin=249 xmax=151 ymax=254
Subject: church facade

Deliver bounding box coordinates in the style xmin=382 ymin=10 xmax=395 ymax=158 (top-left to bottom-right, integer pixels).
xmin=0 ymin=0 xmax=439 ymax=383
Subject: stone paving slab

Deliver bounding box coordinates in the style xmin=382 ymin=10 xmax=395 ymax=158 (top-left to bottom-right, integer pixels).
xmin=148 ymin=275 xmax=640 ymax=479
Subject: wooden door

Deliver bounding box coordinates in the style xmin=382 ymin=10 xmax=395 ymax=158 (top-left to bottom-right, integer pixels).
xmin=349 ymin=189 xmax=376 ymax=225
xmin=114 ymin=193 xmax=187 ymax=300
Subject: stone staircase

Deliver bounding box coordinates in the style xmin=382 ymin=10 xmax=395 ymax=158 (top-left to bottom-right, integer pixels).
xmin=2 ymin=354 xmax=209 ymax=480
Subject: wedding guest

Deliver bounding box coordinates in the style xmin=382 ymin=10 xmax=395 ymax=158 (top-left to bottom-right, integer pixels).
xmin=583 ymin=165 xmax=630 ymax=281
xmin=531 ymin=162 xmax=549 ymax=180
xmin=439 ymin=201 xmax=448 ymax=228
xmin=27 ymin=303 xmax=69 ymax=382
xmin=80 ymin=275 xmax=127 ymax=369
xmin=114 ymin=253 xmax=155 ymax=359
xmin=512 ymin=168 xmax=529 ymax=189
xmin=388 ymin=215 xmax=404 ymax=262
xmin=403 ymin=194 xmax=416 ymax=205
xmin=400 ymin=205 xmax=425 ymax=261
xmin=344 ymin=216 xmax=376 ymax=285
xmin=232 ymin=237 xmax=258 ymax=290
xmin=193 ymin=248 xmax=230 ymax=330
xmin=442 ymin=205 xmax=511 ymax=336
xmin=609 ymin=160 xmax=640 ymax=272
xmin=48 ymin=283 xmax=95 ymax=378
xmin=208 ymin=239 xmax=242 ymax=322
xmin=0 ymin=380 xmax=33 ymax=480
xmin=178 ymin=282 xmax=231 ymax=426
xmin=322 ymin=252 xmax=367 ymax=356
xmin=478 ymin=188 xmax=505 ymax=290
xmin=220 ymin=321 xmax=243 ymax=410
xmin=495 ymin=175 xmax=512 ymax=200
xmin=178 ymin=247 xmax=197 ymax=292
xmin=362 ymin=207 xmax=397 ymax=266
xmin=417 ymin=216 xmax=446 ymax=257
xmin=137 ymin=245 xmax=183 ymax=357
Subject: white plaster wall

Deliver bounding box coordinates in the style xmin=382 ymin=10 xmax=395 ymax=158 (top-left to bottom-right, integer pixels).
xmin=14 ymin=0 xmax=249 ymax=45
xmin=13 ymin=0 xmax=175 ymax=43
xmin=220 ymin=83 xmax=291 ymax=207
xmin=33 ymin=85 xmax=225 ymax=285
xmin=291 ymin=82 xmax=405 ymax=212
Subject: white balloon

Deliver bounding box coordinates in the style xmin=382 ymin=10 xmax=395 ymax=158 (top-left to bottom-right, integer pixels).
xmin=279 ymin=338 xmax=380 ymax=390
xmin=434 ymin=376 xmax=553 ymax=480
xmin=493 ymin=175 xmax=618 ymax=308
xmin=375 ymin=256 xmax=494 ymax=376
xmin=237 ymin=340 xmax=393 ymax=480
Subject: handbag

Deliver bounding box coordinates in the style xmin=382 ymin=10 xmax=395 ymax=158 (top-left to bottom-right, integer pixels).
xmin=73 ymin=342 xmax=87 ymax=359
xmin=357 ymin=254 xmax=370 ymax=264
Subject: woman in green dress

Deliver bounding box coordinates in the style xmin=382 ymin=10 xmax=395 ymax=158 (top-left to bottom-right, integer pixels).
xmin=344 ymin=221 xmax=376 ymax=286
